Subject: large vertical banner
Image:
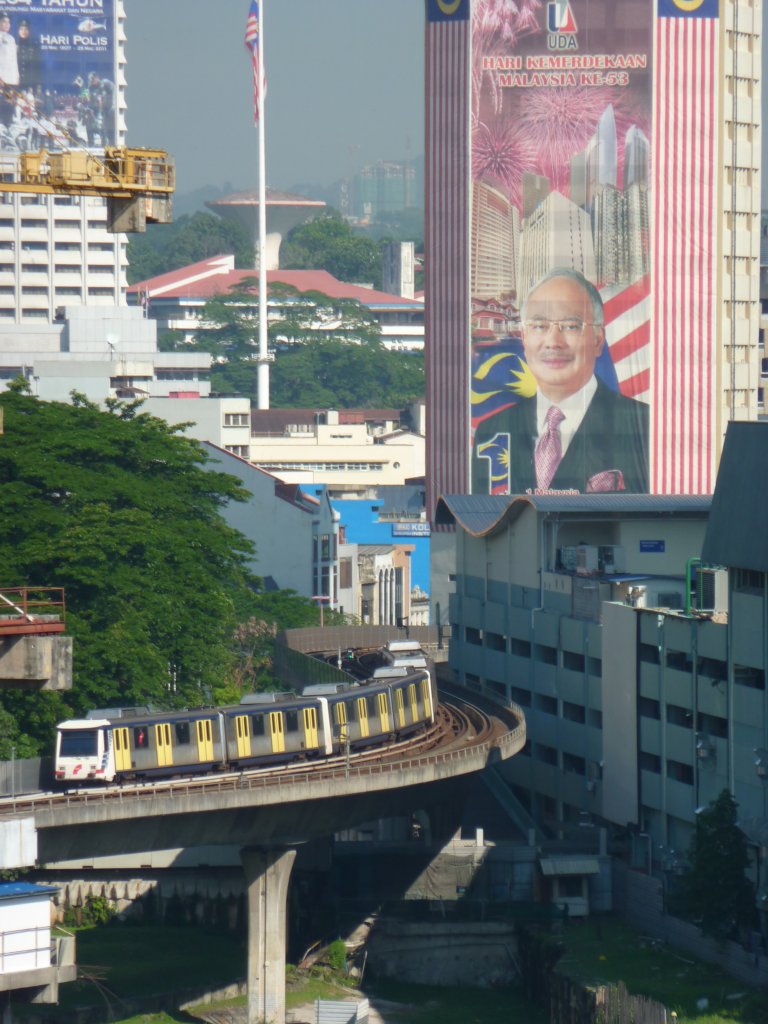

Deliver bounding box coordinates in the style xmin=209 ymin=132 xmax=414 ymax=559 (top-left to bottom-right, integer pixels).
xmin=652 ymin=0 xmax=719 ymax=494
xmin=469 ymin=0 xmax=653 ymax=495
xmin=0 ymin=0 xmax=116 ymax=154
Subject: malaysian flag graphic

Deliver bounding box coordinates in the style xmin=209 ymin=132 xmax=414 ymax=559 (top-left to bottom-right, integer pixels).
xmin=244 ymin=0 xmax=266 ymax=124
xmin=426 ymin=0 xmax=471 ymax=515
xmin=652 ymin=0 xmax=719 ymax=493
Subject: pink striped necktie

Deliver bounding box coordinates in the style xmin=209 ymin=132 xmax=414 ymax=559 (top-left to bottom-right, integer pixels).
xmin=535 ymin=405 xmax=565 ymax=489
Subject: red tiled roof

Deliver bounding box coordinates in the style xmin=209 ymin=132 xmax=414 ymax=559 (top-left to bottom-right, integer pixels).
xmin=127 ymin=256 xmax=423 ymax=308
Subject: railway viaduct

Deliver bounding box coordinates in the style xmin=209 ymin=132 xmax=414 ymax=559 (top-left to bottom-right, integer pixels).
xmin=2 ymin=693 xmax=525 ymax=1024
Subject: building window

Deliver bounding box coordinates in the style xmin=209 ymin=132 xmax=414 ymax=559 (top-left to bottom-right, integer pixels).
xmin=21 ymin=263 xmax=46 ymax=273
xmin=639 ymin=643 xmax=661 ymax=665
xmin=696 ymin=711 xmax=727 ymax=739
xmin=666 ymin=759 xmax=694 ymax=785
xmin=224 ymin=445 xmax=249 ymax=458
xmin=697 ymin=656 xmax=727 ymax=683
xmin=485 ymin=678 xmax=507 ymax=698
xmin=534 ymin=693 xmax=557 ymax=715
xmin=587 ymin=656 xmax=602 ymax=677
xmin=563 ymin=650 xmax=585 ymax=672
xmin=734 ymin=568 xmax=763 ymax=592
xmin=666 ymin=704 xmax=693 ymax=728
xmin=734 ymin=664 xmax=765 ymax=690
xmin=562 ymin=701 xmax=586 ymax=724
xmin=640 ymin=751 xmax=661 ymax=774
xmin=465 ymin=626 xmax=482 ymax=646
xmin=535 ymin=743 xmax=558 ymax=766
xmin=339 ymin=558 xmax=352 ymax=589
xmin=485 ymin=631 xmax=506 ymax=652
xmin=562 ymin=752 xmax=586 ymax=775
xmin=534 ymin=643 xmax=557 ymax=666
xmin=21 ymin=308 xmax=49 ymax=318
xmin=224 ymin=413 xmax=250 ymax=426
xmin=509 ymin=685 xmax=531 ymax=707
xmin=639 ymin=696 xmax=660 ymax=719
xmin=666 ymin=650 xmax=693 ymax=672
xmin=509 ymin=636 xmax=531 ymax=658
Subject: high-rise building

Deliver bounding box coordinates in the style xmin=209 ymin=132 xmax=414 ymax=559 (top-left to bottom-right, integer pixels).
xmin=470 ymin=180 xmax=518 ymax=301
xmin=0 ymin=0 xmax=127 ymax=324
xmin=425 ymin=0 xmax=761 ymax=508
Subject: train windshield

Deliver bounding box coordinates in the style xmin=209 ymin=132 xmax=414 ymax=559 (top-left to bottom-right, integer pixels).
xmin=59 ymin=729 xmax=99 ymax=757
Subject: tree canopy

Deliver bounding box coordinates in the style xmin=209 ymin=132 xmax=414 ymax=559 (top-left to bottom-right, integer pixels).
xmin=126 ymin=212 xmax=254 ymax=284
xmin=669 ymin=789 xmax=755 ymax=940
xmin=0 ymin=389 xmax=325 ymax=752
xmin=281 ymin=212 xmax=382 ymax=287
xmin=269 ymin=340 xmax=424 ymax=409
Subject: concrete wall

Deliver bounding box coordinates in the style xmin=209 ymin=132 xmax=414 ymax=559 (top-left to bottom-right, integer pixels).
xmin=0 ymin=635 xmax=72 ymax=689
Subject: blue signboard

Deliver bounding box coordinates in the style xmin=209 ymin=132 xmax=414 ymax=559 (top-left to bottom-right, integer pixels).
xmin=392 ymin=522 xmax=431 ymax=538
xmin=640 ymin=540 xmax=665 ymax=553
xmin=0 ymin=0 xmax=115 ymax=153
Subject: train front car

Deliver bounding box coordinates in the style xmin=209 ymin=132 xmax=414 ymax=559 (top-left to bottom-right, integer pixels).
xmin=54 ymin=719 xmax=114 ymax=784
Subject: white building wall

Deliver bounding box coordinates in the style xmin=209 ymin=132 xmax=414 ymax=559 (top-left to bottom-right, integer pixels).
xmin=201 ymin=442 xmax=333 ymax=599
xmin=144 ymin=396 xmax=250 ymax=454
xmin=0 ymin=893 xmax=51 ymax=973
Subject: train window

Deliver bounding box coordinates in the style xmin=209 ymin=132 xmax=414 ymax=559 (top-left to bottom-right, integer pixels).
xmin=366 ymin=696 xmax=376 ymax=715
xmin=345 ymin=700 xmax=358 ymax=722
xmin=134 ymin=727 xmax=148 ymax=748
xmin=59 ymin=729 xmax=98 ymax=756
xmin=251 ymin=714 xmax=265 ymax=736
xmin=175 ymin=721 xmax=190 ymax=744
xmin=285 ymin=710 xmax=299 ymax=732
xmin=333 ymin=703 xmax=347 ymax=726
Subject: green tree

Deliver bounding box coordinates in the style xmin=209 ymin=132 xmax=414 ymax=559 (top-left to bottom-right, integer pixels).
xmin=0 ymin=390 xmax=258 ymax=748
xmin=270 ymin=340 xmax=424 ymax=409
xmin=669 ymin=789 xmax=755 ymax=941
xmin=281 ymin=212 xmax=382 ymax=287
xmin=126 ymin=212 xmax=254 ymax=284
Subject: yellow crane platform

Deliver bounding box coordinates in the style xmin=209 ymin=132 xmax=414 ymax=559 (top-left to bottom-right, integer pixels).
xmin=0 ymin=146 xmax=174 ymax=233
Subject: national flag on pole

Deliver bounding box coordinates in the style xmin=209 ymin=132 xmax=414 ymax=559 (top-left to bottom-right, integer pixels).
xmin=244 ymin=0 xmax=265 ymax=124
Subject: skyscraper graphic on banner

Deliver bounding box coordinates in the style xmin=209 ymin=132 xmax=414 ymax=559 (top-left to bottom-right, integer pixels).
xmin=425 ymin=0 xmax=761 ymax=505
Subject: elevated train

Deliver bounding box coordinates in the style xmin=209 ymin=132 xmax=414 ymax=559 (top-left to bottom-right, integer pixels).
xmin=54 ymin=659 xmax=435 ymax=785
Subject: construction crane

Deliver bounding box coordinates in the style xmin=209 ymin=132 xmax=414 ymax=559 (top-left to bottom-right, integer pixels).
xmin=0 ymin=145 xmax=174 ymax=233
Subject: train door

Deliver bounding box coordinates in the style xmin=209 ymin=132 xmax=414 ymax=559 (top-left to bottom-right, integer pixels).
xmin=235 ymin=714 xmax=251 ymax=758
xmin=154 ymin=723 xmax=173 ymax=767
xmin=269 ymin=711 xmax=285 ymax=753
xmin=333 ymin=702 xmax=348 ymax=750
xmin=377 ymin=691 xmax=390 ymax=732
xmin=113 ymin=727 xmax=131 ymax=772
xmin=408 ymin=682 xmax=418 ymax=723
xmin=356 ymin=696 xmax=370 ymax=738
xmin=420 ymin=676 xmax=433 ymax=718
xmin=302 ymin=706 xmax=318 ymax=750
xmin=196 ymin=718 xmax=214 ymax=762
xmin=394 ymin=687 xmax=406 ymax=729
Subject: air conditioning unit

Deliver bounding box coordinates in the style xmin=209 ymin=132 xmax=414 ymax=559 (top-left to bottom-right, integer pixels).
xmin=697 ymin=567 xmax=728 ymax=613
xmin=576 ymin=545 xmax=598 ymax=574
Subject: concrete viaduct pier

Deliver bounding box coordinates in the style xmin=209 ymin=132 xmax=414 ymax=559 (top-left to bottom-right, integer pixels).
xmin=11 ymin=698 xmax=525 ymax=1023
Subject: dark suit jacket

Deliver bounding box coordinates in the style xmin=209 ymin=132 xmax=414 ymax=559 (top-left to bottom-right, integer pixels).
xmin=472 ymin=379 xmax=649 ymax=494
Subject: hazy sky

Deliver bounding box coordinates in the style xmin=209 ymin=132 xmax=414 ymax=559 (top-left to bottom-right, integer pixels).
xmin=125 ymin=1 xmax=768 ymax=207
xmin=125 ymin=0 xmax=425 ymax=199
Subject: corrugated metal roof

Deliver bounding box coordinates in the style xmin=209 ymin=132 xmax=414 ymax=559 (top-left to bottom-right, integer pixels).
xmin=703 ymin=422 xmax=768 ymax=571
xmin=436 ymin=493 xmax=711 ymax=538
xmin=539 ymin=857 xmax=600 ymax=876
xmin=0 ymin=882 xmax=58 ymax=900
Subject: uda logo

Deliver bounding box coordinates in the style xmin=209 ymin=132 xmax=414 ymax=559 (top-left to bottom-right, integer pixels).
xmin=547 ymin=0 xmax=578 ymax=50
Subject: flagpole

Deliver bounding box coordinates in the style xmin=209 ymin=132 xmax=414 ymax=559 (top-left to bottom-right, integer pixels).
xmin=256 ymin=0 xmax=269 ymax=410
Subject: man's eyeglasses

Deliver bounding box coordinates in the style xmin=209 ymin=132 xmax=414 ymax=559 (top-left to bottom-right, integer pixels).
xmin=522 ymin=318 xmax=600 ymax=336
